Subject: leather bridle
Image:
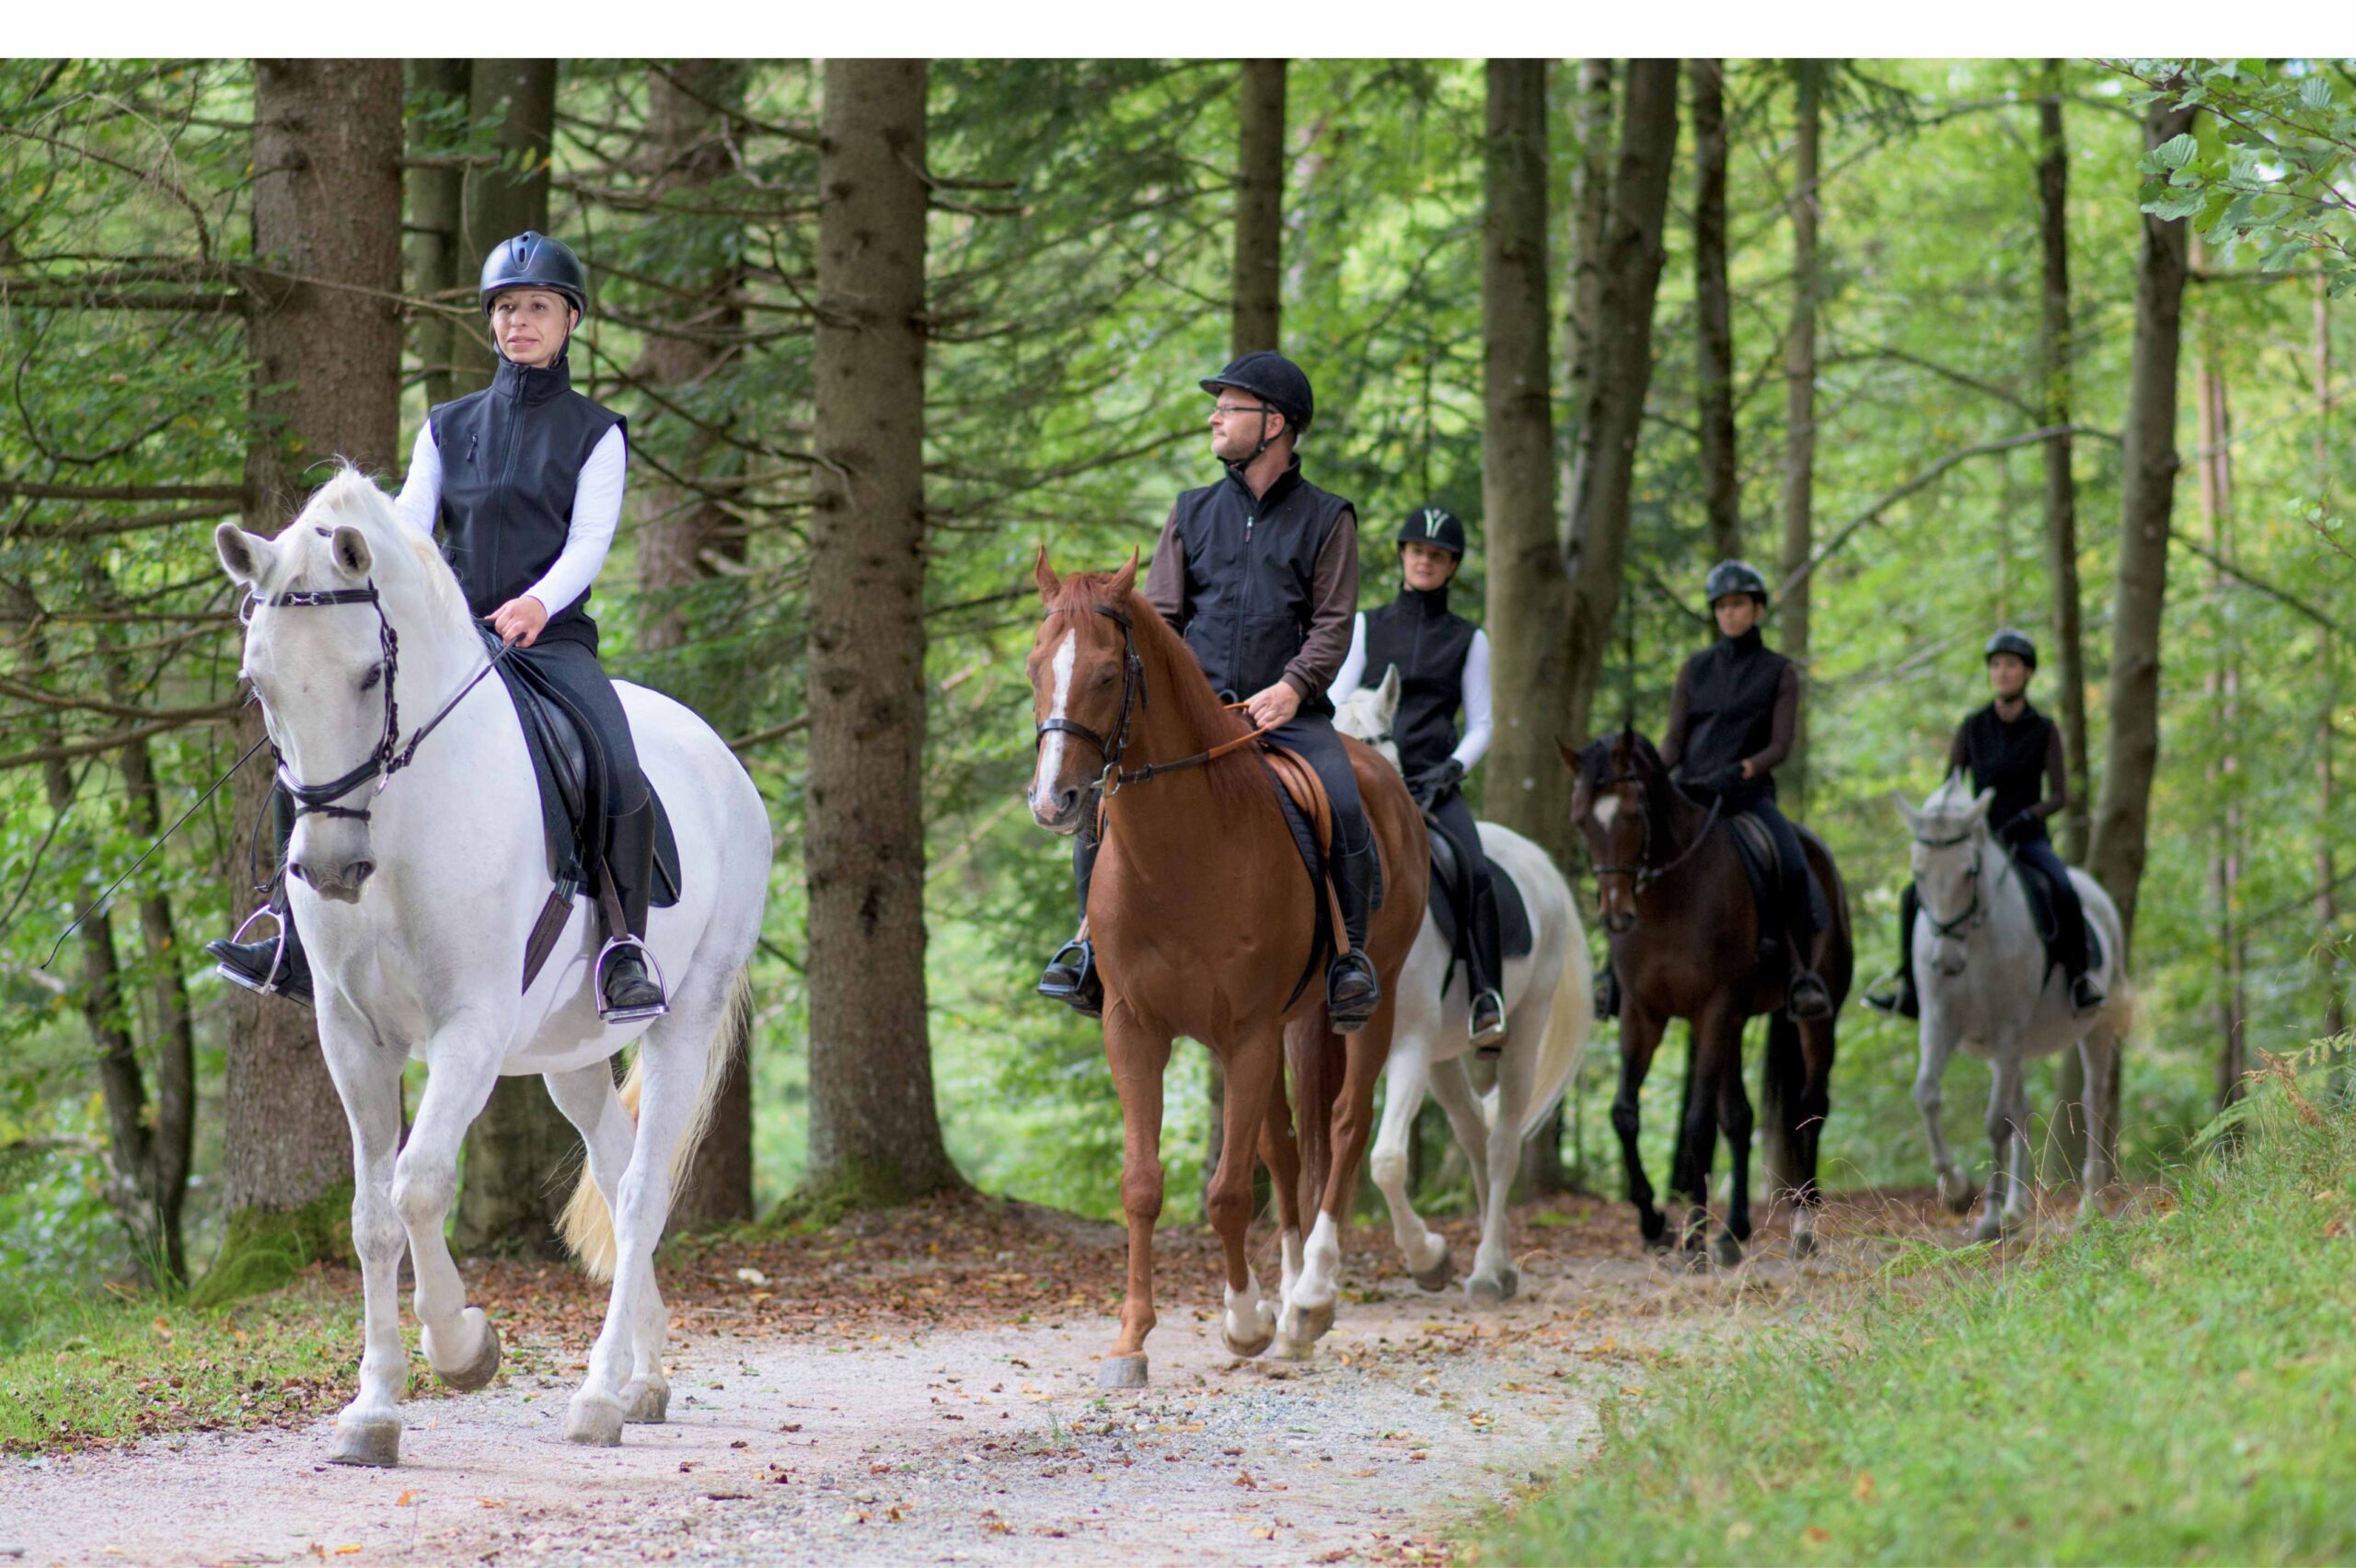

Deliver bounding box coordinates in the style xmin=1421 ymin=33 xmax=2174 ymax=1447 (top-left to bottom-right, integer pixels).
xmin=1588 ymin=770 xmax=1723 ymax=894
xmin=1033 ymin=604 xmax=1271 ymax=800
xmin=1913 ymin=826 xmax=1984 ymax=938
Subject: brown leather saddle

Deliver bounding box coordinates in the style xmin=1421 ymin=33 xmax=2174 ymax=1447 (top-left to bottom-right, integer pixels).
xmin=1258 ymin=742 xmax=1377 ymax=1007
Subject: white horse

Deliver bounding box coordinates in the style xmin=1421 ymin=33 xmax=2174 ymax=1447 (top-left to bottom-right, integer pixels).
xmin=1896 ymin=774 xmax=2129 ymax=1241
xmin=214 ymin=470 xmax=769 ymax=1466
xmin=1334 ymin=672 xmax=1590 ymax=1301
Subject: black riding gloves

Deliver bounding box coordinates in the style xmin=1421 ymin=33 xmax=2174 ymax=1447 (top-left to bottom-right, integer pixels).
xmin=1409 ymin=757 xmax=1465 ymax=808
xmin=1708 ymin=763 xmax=1748 ymax=795
xmin=1998 ymin=813 xmax=2037 ymax=846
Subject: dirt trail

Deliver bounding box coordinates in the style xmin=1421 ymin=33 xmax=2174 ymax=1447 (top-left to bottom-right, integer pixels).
xmin=8 ymin=1193 xmax=1937 ymax=1566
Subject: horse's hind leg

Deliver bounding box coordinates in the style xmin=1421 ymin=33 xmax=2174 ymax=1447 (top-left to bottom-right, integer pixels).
xmin=318 ymin=1018 xmax=410 ymax=1467
xmin=1257 ymin=1072 xmax=1306 ymax=1311
xmin=1210 ymin=1027 xmax=1282 ymax=1361
xmin=545 ymin=1061 xmax=669 ymax=1423
xmin=1368 ymin=1033 xmax=1450 ymax=1290
xmin=1285 ymin=1009 xmax=1391 ymax=1350
xmin=1713 ymin=1036 xmax=1755 ymax=1270
xmin=1669 ymin=1021 xmax=1727 ymax=1271
xmin=392 ymin=1031 xmax=509 ymax=1398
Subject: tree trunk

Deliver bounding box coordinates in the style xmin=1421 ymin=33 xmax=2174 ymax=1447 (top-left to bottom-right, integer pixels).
xmin=209 ymin=59 xmax=405 ymax=1300
xmin=802 ymin=57 xmax=960 ymax=1207
xmin=451 ymin=59 xmax=556 ymax=398
xmin=2085 ymin=93 xmax=2198 ymax=953
xmin=449 ymin=58 xmax=579 ymax=1256
xmin=2317 ymin=274 xmax=2348 ymax=1049
xmin=2037 ymin=64 xmax=2094 ymax=1178
xmin=1232 ymin=59 xmax=1286 ymax=356
xmin=1692 ymin=58 xmax=1741 ymax=562
xmin=1775 ymin=62 xmax=1821 ymax=813
xmin=118 ymin=729 xmax=196 ymax=1286
xmin=2196 ymin=308 xmax=2246 ymax=1111
xmin=633 ymin=60 xmax=756 ymax=1228
xmin=405 ymin=59 xmax=471 ymax=410
xmin=1560 ymin=57 xmax=1613 ymax=479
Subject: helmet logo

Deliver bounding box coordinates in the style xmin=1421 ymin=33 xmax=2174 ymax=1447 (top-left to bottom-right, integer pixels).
xmin=1424 ymin=509 xmax=1444 ymax=537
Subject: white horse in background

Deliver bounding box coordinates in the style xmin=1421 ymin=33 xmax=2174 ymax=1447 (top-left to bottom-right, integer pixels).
xmin=214 ymin=470 xmax=770 ymax=1466
xmin=1334 ymin=671 xmax=1590 ymax=1300
xmin=1897 ymin=774 xmax=2130 ymax=1241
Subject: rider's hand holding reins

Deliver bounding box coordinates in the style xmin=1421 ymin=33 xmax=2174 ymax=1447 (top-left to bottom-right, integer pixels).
xmin=1244 ymin=680 xmax=1301 ymax=732
xmin=491 ymin=594 xmax=549 ymax=648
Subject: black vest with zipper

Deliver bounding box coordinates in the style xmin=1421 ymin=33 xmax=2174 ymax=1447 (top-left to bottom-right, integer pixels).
xmin=1675 ymin=628 xmax=1790 ymax=799
xmin=1362 ymin=583 xmax=1477 ymax=776
xmin=1962 ymin=699 xmax=2055 ymax=841
xmin=426 ymin=353 xmax=625 ymax=654
xmin=1169 ymin=459 xmax=1352 ymax=709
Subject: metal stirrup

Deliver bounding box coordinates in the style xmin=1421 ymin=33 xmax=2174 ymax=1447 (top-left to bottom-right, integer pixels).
xmin=595 ymin=934 xmax=669 ymax=1025
xmin=218 ymin=905 xmax=290 ymax=996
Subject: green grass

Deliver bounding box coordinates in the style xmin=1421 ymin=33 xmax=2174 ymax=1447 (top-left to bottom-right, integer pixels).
xmin=1486 ymin=1071 xmax=2356 ymax=1564
xmin=0 ymin=1274 xmax=364 ymax=1451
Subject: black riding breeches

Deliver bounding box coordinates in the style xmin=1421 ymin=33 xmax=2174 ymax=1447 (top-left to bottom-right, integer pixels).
xmin=1269 ymin=711 xmax=1368 ymax=854
xmin=1691 ymin=783 xmax=1819 ymax=940
xmin=2012 ymin=837 xmax=2089 ymax=976
xmin=503 ymin=634 xmax=648 ymax=817
xmin=1427 ymin=788 xmax=1501 ymax=996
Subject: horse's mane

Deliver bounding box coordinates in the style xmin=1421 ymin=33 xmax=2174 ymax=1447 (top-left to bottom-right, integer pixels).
xmin=1046 ymin=572 xmax=1274 ymax=817
xmin=1923 ymin=769 xmax=1980 ymax=823
xmin=273 ymin=464 xmax=468 ymax=631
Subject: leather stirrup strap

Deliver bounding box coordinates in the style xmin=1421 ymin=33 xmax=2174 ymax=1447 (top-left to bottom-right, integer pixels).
xmin=521 ymin=881 xmax=573 ymax=991
xmin=1265 ymin=744 xmax=1354 ymax=961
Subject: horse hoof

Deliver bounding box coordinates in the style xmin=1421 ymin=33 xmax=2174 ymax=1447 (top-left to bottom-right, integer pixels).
xmin=1096 ymin=1355 xmax=1149 ymax=1389
xmin=328 ymin=1416 xmax=401 ymax=1468
xmin=1468 ymin=1267 xmax=1519 ymax=1304
xmin=1638 ymin=1211 xmax=1669 ymax=1249
xmin=563 ymin=1393 xmax=627 ymax=1447
xmin=1790 ymin=1229 xmax=1818 ymax=1261
xmin=1938 ymin=1170 xmax=1976 ymax=1215
xmin=621 ymin=1377 xmax=670 ymax=1424
xmin=1222 ymin=1325 xmax=1275 ymax=1360
xmin=433 ymin=1310 xmax=501 ymax=1393
xmin=1411 ymin=1245 xmax=1456 ymax=1293
xmin=1680 ymin=1248 xmax=1710 ymax=1275
xmin=1288 ymin=1300 xmax=1336 ymax=1343
xmin=1269 ymin=1332 xmax=1315 ymax=1363
xmin=1713 ymin=1234 xmax=1744 ymax=1270
xmin=1966 ymin=1214 xmax=2003 ymax=1245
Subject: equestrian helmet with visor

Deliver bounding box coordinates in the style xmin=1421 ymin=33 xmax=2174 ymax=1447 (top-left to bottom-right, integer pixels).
xmin=1200 ymin=351 xmax=1314 ymax=436
xmin=479 ymin=230 xmax=589 ymax=318
xmin=1984 ymin=628 xmax=2038 ymax=670
xmin=1704 ymin=559 xmax=1769 ymax=608
xmin=1395 ymin=505 xmax=1467 ymax=558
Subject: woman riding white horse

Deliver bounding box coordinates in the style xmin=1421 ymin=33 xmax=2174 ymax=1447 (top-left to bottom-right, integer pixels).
xmin=212 ymin=231 xmax=665 ymax=1022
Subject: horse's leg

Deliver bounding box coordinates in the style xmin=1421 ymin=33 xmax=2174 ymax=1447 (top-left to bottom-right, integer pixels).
xmin=1789 ymin=1016 xmax=1837 ymax=1258
xmin=1913 ymin=1015 xmax=1972 ymax=1214
xmin=1098 ymin=1009 xmax=1172 ymax=1389
xmin=544 ymin=1061 xmax=669 ymax=1424
xmin=2001 ymin=1053 xmax=2037 ymax=1232
xmin=1708 ymin=1007 xmax=1754 ymax=1269
xmin=391 ymin=1029 xmax=509 ymax=1398
xmin=1211 ymin=1028 xmax=1281 ymax=1360
xmin=1369 ymin=1033 xmax=1450 ymax=1290
xmin=563 ymin=1035 xmax=702 ymax=1445
xmin=317 ymin=1010 xmax=410 ymax=1468
xmin=1284 ymin=1003 xmax=1392 ymax=1351
xmin=1257 ymin=1072 xmax=1306 ymax=1313
xmin=1669 ymin=1020 xmax=1726 ymax=1271
xmin=1969 ymin=1052 xmax=2026 ymax=1243
xmin=1470 ymin=1027 xmax=1532 ymax=1301
xmin=2076 ymin=1023 xmax=2120 ymax=1215
xmin=1614 ymin=1002 xmax=1670 ymax=1251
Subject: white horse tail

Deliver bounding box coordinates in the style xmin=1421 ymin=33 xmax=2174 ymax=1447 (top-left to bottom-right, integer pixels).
xmin=560 ymin=966 xmax=756 ymax=1281
xmin=1512 ymin=917 xmax=1593 ymax=1143
xmin=2096 ymin=976 xmax=2140 ymax=1043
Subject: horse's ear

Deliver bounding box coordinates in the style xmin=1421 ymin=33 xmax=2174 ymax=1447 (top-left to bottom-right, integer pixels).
xmin=1107 ymin=548 xmax=1139 ymax=602
xmin=329 ymin=525 xmax=373 ymax=580
xmin=1969 ymin=788 xmax=1997 ymax=825
xmin=1033 ymin=544 xmax=1060 ymax=603
xmin=1557 ymin=737 xmax=1583 ymax=770
xmin=1892 ymin=790 xmax=1923 ymax=831
xmin=214 ymin=523 xmax=277 ymax=591
xmin=1377 ymin=663 xmax=1401 ymax=717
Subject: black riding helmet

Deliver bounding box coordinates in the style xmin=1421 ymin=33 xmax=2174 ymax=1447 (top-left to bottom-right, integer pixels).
xmin=1201 ymin=351 xmax=1314 ymax=437
xmin=1703 ymin=559 xmax=1769 ymax=607
xmin=479 ymin=230 xmax=589 ymax=318
xmin=1985 ymin=628 xmax=2038 ymax=669
xmin=1395 ymin=505 xmax=1467 ymax=557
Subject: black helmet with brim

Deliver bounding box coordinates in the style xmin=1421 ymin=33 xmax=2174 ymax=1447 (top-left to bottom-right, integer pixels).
xmin=480 ymin=230 xmax=588 ymax=318
xmin=1200 ymin=350 xmax=1314 ymax=435
xmin=1395 ymin=505 xmax=1467 ymax=557
xmin=1985 ymin=628 xmax=2038 ymax=669
xmin=1704 ymin=559 xmax=1769 ymax=607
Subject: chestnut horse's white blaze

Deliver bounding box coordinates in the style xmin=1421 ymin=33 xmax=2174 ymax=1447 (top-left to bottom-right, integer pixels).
xmin=215 ymin=468 xmax=769 ymax=1468
xmin=1028 ymin=629 xmax=1078 ymax=817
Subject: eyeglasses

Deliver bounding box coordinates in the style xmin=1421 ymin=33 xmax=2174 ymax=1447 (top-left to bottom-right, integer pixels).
xmin=1209 ymin=402 xmax=1271 ymax=420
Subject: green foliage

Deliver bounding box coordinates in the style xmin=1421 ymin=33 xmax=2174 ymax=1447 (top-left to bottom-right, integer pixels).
xmin=1486 ymin=1070 xmax=2356 ymax=1563
xmin=188 ymin=1183 xmax=354 ymax=1309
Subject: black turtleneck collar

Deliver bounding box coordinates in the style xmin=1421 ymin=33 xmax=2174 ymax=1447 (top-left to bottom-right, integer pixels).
xmin=1718 ymin=625 xmax=1765 ymax=656
xmin=1394 ymin=580 xmax=1452 ymax=617
xmin=1223 ymin=452 xmax=1303 ymax=511
xmin=490 ymin=349 xmax=575 ymax=407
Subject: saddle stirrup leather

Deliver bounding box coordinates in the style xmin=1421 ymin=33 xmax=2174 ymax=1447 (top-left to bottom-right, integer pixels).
xmin=594 ymin=802 xmax=668 ymax=1025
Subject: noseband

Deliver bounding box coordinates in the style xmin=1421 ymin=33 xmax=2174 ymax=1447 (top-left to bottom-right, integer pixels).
xmin=245 ymin=578 xmax=514 ymax=825
xmin=1913 ymin=827 xmax=1983 ymax=938
xmin=1033 ymin=604 xmax=1272 ymax=799
xmin=1588 ymin=770 xmax=1722 ymax=894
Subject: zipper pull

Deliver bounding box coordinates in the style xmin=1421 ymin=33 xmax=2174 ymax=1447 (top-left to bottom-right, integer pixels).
xmin=466 ymin=432 xmax=479 ymax=467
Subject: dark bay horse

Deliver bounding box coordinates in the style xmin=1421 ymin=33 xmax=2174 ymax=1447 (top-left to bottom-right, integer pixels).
xmin=1025 ymin=551 xmax=1426 ymax=1387
xmin=1563 ymin=731 xmax=1852 ymax=1266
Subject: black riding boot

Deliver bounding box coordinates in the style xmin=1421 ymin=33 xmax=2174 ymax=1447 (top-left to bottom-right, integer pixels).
xmin=1038 ymin=821 xmax=1104 ymax=1017
xmin=1865 ymin=884 xmax=1922 ymax=1020
xmin=598 ymin=801 xmax=667 ymax=1021
xmin=207 ymin=789 xmax=314 ymax=1007
xmin=1327 ymin=830 xmax=1382 ymax=1032
xmin=1468 ymin=881 xmax=1508 ymax=1052
xmin=1593 ymin=960 xmax=1620 ymax=1021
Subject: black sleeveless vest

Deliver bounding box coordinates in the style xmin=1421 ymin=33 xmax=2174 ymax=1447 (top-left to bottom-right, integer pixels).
xmin=1362 ymin=583 xmax=1477 ymax=775
xmin=1169 ymin=459 xmax=1352 ymax=708
xmin=1676 ymin=628 xmax=1790 ymax=797
xmin=1962 ymin=700 xmax=2055 ymax=841
xmin=426 ymin=353 xmax=626 ymax=653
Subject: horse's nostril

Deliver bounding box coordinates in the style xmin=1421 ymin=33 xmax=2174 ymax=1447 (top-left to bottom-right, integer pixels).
xmin=348 ymin=861 xmax=375 ymax=889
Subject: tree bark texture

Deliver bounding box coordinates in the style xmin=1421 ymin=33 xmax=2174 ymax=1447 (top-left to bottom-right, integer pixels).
xmin=1692 ymin=58 xmax=1741 ymax=562
xmin=448 ymin=57 xmax=582 ymax=1253
xmin=2317 ymin=276 xmax=2348 ymax=1045
xmin=2086 ymin=95 xmax=2198 ymax=951
xmin=225 ymin=59 xmax=405 ymax=1237
xmin=1560 ymin=59 xmax=1613 ymax=514
xmin=1231 ymin=59 xmax=1286 ymax=357
xmin=2035 ymin=65 xmax=2093 ymax=866
xmin=803 ymin=58 xmax=960 ymax=1205
xmin=452 ymin=58 xmax=556 ymax=397
xmin=1775 ymin=62 xmax=1821 ymax=813
xmin=2196 ymin=322 xmax=2246 ymax=1110
xmin=405 ymin=59 xmax=471 ymax=410
xmin=635 ymin=59 xmax=755 ymax=1228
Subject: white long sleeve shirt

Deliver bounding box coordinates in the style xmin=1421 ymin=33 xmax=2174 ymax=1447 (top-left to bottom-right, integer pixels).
xmin=391 ymin=421 xmax=628 ymax=615
xmin=1329 ymin=611 xmax=1495 ymax=772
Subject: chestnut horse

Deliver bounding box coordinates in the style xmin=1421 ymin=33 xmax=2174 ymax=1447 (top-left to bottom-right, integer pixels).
xmin=1026 ymin=551 xmax=1426 ymax=1388
xmin=1564 ymin=730 xmax=1852 ymax=1266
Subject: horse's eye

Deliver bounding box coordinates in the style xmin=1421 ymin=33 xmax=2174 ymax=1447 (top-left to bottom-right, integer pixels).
xmin=1093 ymin=669 xmax=1116 ymax=688
xmin=359 ymin=664 xmax=383 ymax=692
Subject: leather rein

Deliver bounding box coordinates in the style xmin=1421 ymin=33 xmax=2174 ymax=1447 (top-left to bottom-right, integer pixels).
xmin=244 ymin=581 xmax=515 ymax=825
xmin=1034 ymin=605 xmax=1273 ymax=801
xmin=1589 ymin=770 xmax=1723 ymax=893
